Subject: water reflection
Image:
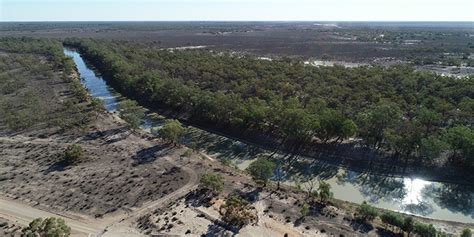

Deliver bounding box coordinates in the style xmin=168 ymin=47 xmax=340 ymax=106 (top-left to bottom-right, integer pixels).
xmin=331 ymin=170 xmax=473 ymax=221
xmin=280 ymin=159 xmax=474 ymax=221
xmin=403 ymin=178 xmax=431 ymax=205
xmin=65 ymin=48 xmax=474 ymax=223
xmin=424 ymin=183 xmax=474 ymax=219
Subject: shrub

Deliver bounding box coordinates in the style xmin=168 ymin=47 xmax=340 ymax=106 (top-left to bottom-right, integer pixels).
xmin=182 ymin=149 xmax=192 ymax=157
xmin=318 ymin=181 xmax=333 ymax=203
xmin=219 ymin=195 xmax=256 ymax=228
xmin=402 ymin=216 xmax=414 ymax=235
xmin=90 ymin=98 xmax=104 ymax=115
xmin=380 ymin=211 xmax=404 ymax=230
xmin=413 ymin=222 xmax=437 ymax=237
xmin=200 ymin=173 xmax=224 ymax=195
xmin=22 ymin=217 xmax=71 ymax=237
xmin=462 ymin=228 xmax=472 ymax=237
xmin=63 ymin=144 xmax=85 ymax=164
xmin=219 ymin=158 xmax=232 ymax=166
xmin=356 ymin=201 xmax=378 ymax=222
xmin=300 ymin=203 xmax=310 ymax=218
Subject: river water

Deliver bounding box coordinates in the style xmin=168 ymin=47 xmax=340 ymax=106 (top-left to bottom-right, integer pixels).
xmin=64 ymin=48 xmax=474 ymax=224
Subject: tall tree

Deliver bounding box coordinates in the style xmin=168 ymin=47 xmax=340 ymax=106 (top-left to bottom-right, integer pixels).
xmin=444 ymin=126 xmax=474 ymax=165
xmin=318 ymin=181 xmax=333 ymax=203
xmin=246 ymin=156 xmax=276 ymax=187
xmin=117 ymin=99 xmax=145 ymax=130
xmin=157 ymin=119 xmax=186 ymax=145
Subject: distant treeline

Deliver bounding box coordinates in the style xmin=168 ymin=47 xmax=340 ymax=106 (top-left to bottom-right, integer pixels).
xmin=63 ymin=38 xmax=473 ymax=166
xmin=0 ymin=37 xmax=96 ymax=131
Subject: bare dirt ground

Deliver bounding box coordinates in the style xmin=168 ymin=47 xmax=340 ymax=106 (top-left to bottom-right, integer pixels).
xmin=0 ymin=51 xmax=196 ymax=236
xmin=134 ymin=151 xmax=391 ymax=237
xmin=0 ymin=49 xmax=472 ymax=237
xmin=2 ymin=22 xmax=472 ymax=62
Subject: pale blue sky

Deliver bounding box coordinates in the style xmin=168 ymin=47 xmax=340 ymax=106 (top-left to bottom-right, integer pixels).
xmin=1 ymin=0 xmax=473 ymax=21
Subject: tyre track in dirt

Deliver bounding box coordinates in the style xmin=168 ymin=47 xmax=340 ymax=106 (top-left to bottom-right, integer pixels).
xmin=0 ymin=136 xmax=199 ymax=237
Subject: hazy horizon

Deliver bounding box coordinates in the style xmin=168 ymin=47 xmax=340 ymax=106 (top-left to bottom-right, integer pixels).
xmin=2 ymin=0 xmax=473 ymax=22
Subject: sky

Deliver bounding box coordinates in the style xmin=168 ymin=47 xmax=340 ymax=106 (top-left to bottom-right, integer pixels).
xmin=1 ymin=0 xmax=473 ymax=22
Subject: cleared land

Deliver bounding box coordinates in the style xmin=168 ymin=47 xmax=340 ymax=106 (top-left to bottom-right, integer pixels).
xmin=0 ymin=49 xmax=194 ymax=236
xmin=1 ymin=22 xmax=472 ymax=64
xmin=0 ymin=31 xmax=472 ymax=237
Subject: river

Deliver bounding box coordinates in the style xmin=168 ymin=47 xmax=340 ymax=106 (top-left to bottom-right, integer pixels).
xmin=64 ymin=48 xmax=474 ymax=224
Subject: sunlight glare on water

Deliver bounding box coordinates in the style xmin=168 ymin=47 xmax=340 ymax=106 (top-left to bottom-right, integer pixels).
xmin=65 ymin=47 xmax=474 ymax=223
xmin=402 ymin=178 xmax=431 ymax=205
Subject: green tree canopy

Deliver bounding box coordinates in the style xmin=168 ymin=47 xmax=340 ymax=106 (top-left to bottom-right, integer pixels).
xmin=157 ymin=119 xmax=186 ymax=144
xmin=300 ymin=203 xmax=310 ymax=218
xmin=419 ymin=136 xmax=448 ymax=161
xmin=444 ymin=126 xmax=474 ymax=165
xmin=461 ymin=228 xmax=472 ymax=237
xmin=200 ymin=173 xmax=224 ymax=195
xmin=219 ymin=195 xmax=257 ymax=228
xmin=356 ymin=201 xmax=379 ymax=222
xmin=117 ymin=99 xmax=145 ymax=130
xmin=357 ymin=101 xmax=401 ymax=149
xmin=22 ymin=217 xmax=71 ymax=237
xmin=413 ymin=222 xmax=437 ymax=237
xmin=380 ymin=211 xmax=404 ymax=230
xmin=246 ymin=157 xmax=276 ymax=186
xmin=317 ymin=180 xmax=333 ymax=203
xmin=402 ymin=216 xmax=415 ymax=235
xmin=63 ymin=144 xmax=85 ymax=165
xmin=63 ymin=38 xmax=473 ymax=164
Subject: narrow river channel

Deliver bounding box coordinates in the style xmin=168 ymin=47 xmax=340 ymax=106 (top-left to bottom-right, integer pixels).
xmin=64 ymin=48 xmax=474 ymax=224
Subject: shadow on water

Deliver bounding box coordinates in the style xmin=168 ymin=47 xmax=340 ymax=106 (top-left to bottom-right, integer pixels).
xmin=340 ymin=172 xmax=406 ymax=203
xmin=285 ymin=157 xmax=340 ymax=181
xmin=424 ymin=183 xmax=474 ymax=218
xmin=285 ymin=155 xmax=474 ymax=220
xmin=185 ymin=127 xmax=262 ymax=161
xmin=65 ymin=47 xmax=474 ymax=223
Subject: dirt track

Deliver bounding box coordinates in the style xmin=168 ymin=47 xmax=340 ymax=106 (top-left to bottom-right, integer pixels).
xmin=0 ymin=149 xmax=199 ymax=237
xmin=0 ymin=50 xmax=200 ymax=236
xmin=0 ymin=197 xmax=101 ymax=236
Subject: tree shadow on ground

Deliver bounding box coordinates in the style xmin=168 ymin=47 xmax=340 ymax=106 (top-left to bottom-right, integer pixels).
xmin=375 ymin=227 xmax=403 ymax=236
xmin=204 ymin=223 xmax=233 ymax=237
xmin=291 ymin=202 xmax=328 ymax=228
xmin=350 ymin=219 xmax=374 ymax=233
xmin=131 ymin=144 xmax=172 ymax=165
xmin=83 ymin=127 xmax=128 ymax=144
xmin=44 ymin=160 xmax=71 ymax=174
xmin=184 ymin=190 xmax=213 ymax=208
xmin=232 ymin=187 xmax=263 ymax=203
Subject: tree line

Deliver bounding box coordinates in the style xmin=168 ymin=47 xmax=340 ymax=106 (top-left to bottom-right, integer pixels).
xmin=63 ymin=38 xmax=473 ymax=167
xmin=0 ymin=37 xmax=102 ymax=132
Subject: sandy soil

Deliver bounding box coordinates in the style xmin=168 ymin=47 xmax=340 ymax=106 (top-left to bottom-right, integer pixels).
xmin=0 ymin=51 xmax=197 ymax=236
xmin=135 ymin=152 xmax=370 ymax=237
xmin=1 ymin=48 xmax=472 ymax=237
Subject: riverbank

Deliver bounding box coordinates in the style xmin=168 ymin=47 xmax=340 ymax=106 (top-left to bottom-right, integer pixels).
xmin=64 ymin=42 xmax=473 ymax=188
xmin=63 ymin=47 xmax=474 ymax=224
xmin=0 ymin=35 xmax=470 ymax=237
